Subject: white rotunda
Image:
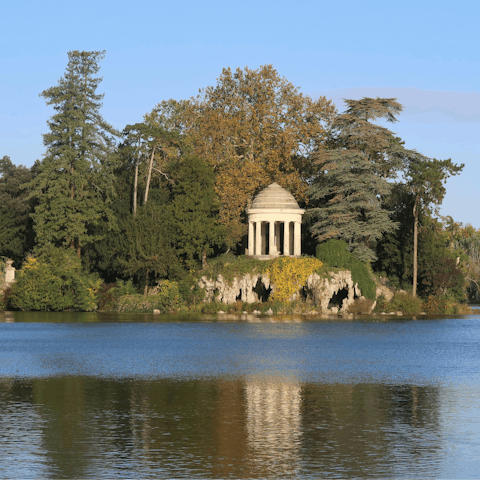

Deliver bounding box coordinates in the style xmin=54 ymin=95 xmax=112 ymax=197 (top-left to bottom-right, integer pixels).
xmin=246 ymin=183 xmax=305 ymax=259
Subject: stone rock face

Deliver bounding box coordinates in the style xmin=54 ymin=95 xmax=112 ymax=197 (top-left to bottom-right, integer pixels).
xmin=198 ymin=270 xmax=363 ymax=313
xmin=305 ymin=271 xmax=361 ymax=313
xmin=376 ymin=284 xmax=394 ymax=302
xmin=199 ymin=273 xmax=270 ymax=305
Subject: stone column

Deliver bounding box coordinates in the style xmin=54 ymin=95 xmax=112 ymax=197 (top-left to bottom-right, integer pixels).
xmin=255 ymin=221 xmax=261 ymax=256
xmin=283 ymin=222 xmax=290 ymax=256
xmin=294 ymin=222 xmax=301 ymax=256
xmin=269 ymin=221 xmax=275 ymax=256
xmin=248 ymin=221 xmax=254 ymax=256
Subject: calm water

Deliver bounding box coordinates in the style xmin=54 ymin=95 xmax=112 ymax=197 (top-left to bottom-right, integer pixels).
xmin=1 ymin=311 xmax=480 ymax=478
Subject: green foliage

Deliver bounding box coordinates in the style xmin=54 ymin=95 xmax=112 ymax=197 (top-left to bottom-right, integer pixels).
xmin=116 ymin=281 xmax=181 ymax=313
xmin=307 ymin=98 xmax=407 ymax=262
xmin=97 ymin=279 xmax=137 ymax=311
xmin=201 ymin=254 xmax=270 ymax=283
xmin=388 ymin=292 xmax=423 ymax=314
xmin=374 ymin=185 xmax=414 ymax=283
xmin=0 ymin=156 xmax=35 ymax=265
xmin=316 ymin=239 xmax=352 ymax=267
xmin=116 ymin=203 xmax=181 ymax=288
xmin=316 ymin=239 xmax=376 ymax=300
xmin=403 ymin=153 xmax=464 ymax=296
xmin=373 ymin=295 xmax=389 ymax=313
xmin=31 ymin=51 xmax=118 ymax=256
xmin=177 ymin=275 xmax=205 ymax=306
xmin=10 ymin=248 xmax=101 ymax=311
xmin=308 ymin=149 xmax=396 ymax=262
xmin=166 ymin=156 xmax=225 ymax=269
xmin=423 ymin=296 xmax=471 ymax=315
xmin=376 ymin=202 xmax=466 ymax=300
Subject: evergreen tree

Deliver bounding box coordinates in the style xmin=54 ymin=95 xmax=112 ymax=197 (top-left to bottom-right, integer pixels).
xmin=31 ymin=50 xmax=117 ymax=257
xmin=0 ymin=156 xmax=35 ymax=264
xmin=307 ymin=150 xmax=396 ymax=262
xmin=166 ymin=156 xmax=225 ymax=269
xmin=307 ymin=98 xmax=406 ymax=262
xmin=117 ymin=203 xmax=181 ymax=292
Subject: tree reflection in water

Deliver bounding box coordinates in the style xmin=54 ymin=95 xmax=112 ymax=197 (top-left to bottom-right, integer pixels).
xmin=0 ymin=376 xmax=450 ymax=478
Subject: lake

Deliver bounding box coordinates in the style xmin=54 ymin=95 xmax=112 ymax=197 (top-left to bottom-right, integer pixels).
xmin=1 ymin=311 xmax=479 ymax=478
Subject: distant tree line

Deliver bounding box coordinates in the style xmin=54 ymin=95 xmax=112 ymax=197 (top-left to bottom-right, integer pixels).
xmin=1 ymin=50 xmax=476 ymax=306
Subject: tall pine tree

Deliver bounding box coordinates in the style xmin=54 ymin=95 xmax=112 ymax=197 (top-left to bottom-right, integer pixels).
xmin=31 ymin=51 xmax=117 ymax=257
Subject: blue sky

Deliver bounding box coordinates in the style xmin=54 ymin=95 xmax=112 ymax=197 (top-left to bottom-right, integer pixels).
xmin=2 ymin=0 xmax=478 ymax=226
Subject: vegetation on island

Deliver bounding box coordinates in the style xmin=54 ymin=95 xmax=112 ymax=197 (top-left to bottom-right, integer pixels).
xmin=1 ymin=50 xmax=478 ymax=315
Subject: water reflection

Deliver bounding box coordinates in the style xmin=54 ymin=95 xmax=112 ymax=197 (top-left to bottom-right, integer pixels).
xmin=245 ymin=378 xmax=302 ymax=477
xmin=0 ymin=376 xmax=464 ymax=478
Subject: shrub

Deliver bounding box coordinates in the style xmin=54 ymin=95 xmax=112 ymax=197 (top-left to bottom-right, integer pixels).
xmin=316 ymin=239 xmax=352 ymax=267
xmin=116 ymin=280 xmax=181 ymax=313
xmin=348 ymin=298 xmax=374 ymax=314
xmin=10 ymin=249 xmax=101 ymax=311
xmin=316 ymin=240 xmax=376 ymax=300
xmin=97 ymin=280 xmax=137 ymax=312
xmin=177 ymin=275 xmax=205 ymax=305
xmin=373 ymin=295 xmax=389 ymax=313
xmin=267 ymin=257 xmax=323 ymax=301
xmin=423 ymin=296 xmax=470 ymax=315
xmin=388 ymin=292 xmax=423 ymax=314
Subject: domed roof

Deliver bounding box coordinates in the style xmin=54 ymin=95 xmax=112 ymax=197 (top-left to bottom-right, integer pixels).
xmin=249 ymin=183 xmax=301 ymax=210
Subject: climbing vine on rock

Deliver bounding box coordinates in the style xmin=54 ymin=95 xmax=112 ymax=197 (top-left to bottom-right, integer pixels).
xmin=267 ymin=257 xmax=323 ymax=301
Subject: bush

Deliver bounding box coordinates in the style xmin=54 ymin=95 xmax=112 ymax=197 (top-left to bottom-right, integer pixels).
xmin=316 ymin=239 xmax=352 ymax=267
xmin=267 ymin=257 xmax=323 ymax=301
xmin=423 ymin=296 xmax=471 ymax=315
xmin=10 ymin=249 xmax=101 ymax=311
xmin=348 ymin=298 xmax=374 ymax=314
xmin=373 ymin=295 xmax=389 ymax=313
xmin=117 ymin=280 xmax=181 ymax=313
xmin=98 ymin=279 xmax=137 ymax=311
xmin=316 ymin=240 xmax=376 ymax=300
xmin=177 ymin=275 xmax=205 ymax=306
xmin=388 ymin=292 xmax=423 ymax=314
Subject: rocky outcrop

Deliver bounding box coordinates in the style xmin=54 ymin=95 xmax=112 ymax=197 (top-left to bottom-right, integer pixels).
xmin=376 ymin=284 xmax=394 ymax=302
xmin=305 ymin=271 xmax=361 ymax=313
xmin=198 ymin=270 xmax=366 ymax=313
xmin=199 ymin=273 xmax=272 ymax=304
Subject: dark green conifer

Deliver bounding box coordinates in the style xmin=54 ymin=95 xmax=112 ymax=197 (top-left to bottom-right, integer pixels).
xmin=31 ymin=51 xmax=117 ymax=257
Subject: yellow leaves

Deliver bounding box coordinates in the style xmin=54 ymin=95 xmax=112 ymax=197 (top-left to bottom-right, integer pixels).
xmin=147 ymin=65 xmax=336 ymax=246
xmin=20 ymin=257 xmax=39 ymax=276
xmin=267 ymin=257 xmax=323 ymax=302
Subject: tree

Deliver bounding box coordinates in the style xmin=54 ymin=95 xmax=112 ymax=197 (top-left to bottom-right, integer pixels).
xmin=330 ymin=97 xmax=405 ymax=179
xmin=147 ymin=65 xmax=336 ymax=246
xmin=10 ymin=247 xmax=101 ymax=311
xmin=117 ymin=203 xmax=181 ymax=293
xmin=403 ymin=154 xmax=463 ymax=296
xmin=122 ymin=123 xmax=182 ymax=215
xmin=166 ymin=156 xmax=225 ymax=269
xmin=0 ymin=156 xmax=35 ymax=264
xmin=31 ymin=50 xmax=118 ymax=257
xmin=307 ymin=98 xmax=405 ymax=262
xmin=308 ymin=150 xmax=396 ymax=262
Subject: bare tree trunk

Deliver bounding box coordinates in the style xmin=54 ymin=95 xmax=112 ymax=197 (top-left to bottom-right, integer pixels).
xmin=202 ymin=250 xmax=208 ymax=270
xmin=413 ymin=195 xmax=419 ymax=297
xmin=144 ymin=146 xmax=156 ymax=206
xmin=144 ymin=270 xmax=149 ymax=296
xmin=133 ymin=155 xmax=139 ymax=216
